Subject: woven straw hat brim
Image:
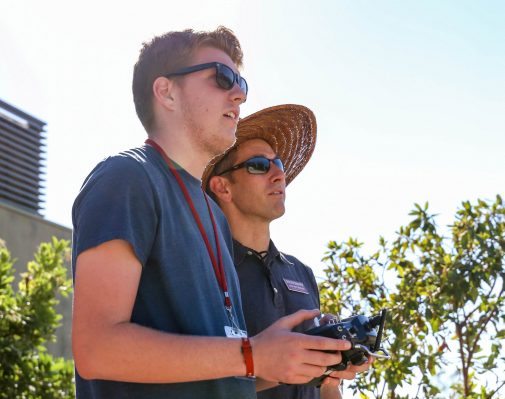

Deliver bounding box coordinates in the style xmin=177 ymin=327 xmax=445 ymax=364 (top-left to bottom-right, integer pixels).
xmin=202 ymin=104 xmax=316 ymax=191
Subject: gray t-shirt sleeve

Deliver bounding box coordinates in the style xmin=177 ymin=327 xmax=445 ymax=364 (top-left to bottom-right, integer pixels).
xmin=72 ymin=155 xmax=158 ymax=266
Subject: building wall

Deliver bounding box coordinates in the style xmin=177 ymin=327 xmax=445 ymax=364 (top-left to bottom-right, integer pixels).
xmin=0 ymin=201 xmax=73 ymax=359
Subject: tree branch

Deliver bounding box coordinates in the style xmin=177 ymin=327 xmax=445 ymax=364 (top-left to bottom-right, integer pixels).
xmin=464 ymin=276 xmax=497 ymax=322
xmin=414 ymin=380 xmax=422 ymax=398
xmin=487 ymin=379 xmax=505 ymax=399
xmin=455 ymin=322 xmax=469 ymax=396
xmin=467 ymin=285 xmax=504 ymax=367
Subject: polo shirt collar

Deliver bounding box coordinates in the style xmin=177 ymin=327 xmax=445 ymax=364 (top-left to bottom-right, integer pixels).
xmin=232 ymin=239 xmax=293 ymax=266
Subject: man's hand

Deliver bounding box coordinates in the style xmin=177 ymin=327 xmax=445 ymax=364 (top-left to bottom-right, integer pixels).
xmin=320 ymin=380 xmax=343 ymax=399
xmin=250 ymin=309 xmax=352 ymax=385
xmin=308 ymin=312 xmax=375 ymax=384
xmin=325 ymin=356 xmax=374 ymax=381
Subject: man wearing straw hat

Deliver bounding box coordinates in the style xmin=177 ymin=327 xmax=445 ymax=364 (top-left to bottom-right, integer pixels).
xmin=204 ymin=105 xmax=370 ymax=398
xmin=71 ymin=27 xmax=352 ymax=399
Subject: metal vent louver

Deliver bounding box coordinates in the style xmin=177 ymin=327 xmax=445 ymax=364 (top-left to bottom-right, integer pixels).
xmin=0 ymin=99 xmax=46 ymax=215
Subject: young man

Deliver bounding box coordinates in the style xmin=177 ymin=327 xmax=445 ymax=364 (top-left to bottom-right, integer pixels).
xmin=71 ymin=29 xmax=351 ymax=399
xmin=204 ymin=105 xmax=371 ymax=398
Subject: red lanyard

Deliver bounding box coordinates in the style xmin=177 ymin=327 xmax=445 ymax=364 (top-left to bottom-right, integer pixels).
xmin=145 ymin=139 xmax=232 ymax=310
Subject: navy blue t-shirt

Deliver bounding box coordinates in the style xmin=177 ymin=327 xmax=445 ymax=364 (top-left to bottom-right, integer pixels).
xmin=71 ymin=145 xmax=255 ymax=399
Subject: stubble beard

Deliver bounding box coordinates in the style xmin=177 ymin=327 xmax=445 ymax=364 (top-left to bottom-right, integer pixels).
xmin=238 ymin=194 xmax=286 ymax=224
xmin=181 ymin=103 xmax=237 ymax=160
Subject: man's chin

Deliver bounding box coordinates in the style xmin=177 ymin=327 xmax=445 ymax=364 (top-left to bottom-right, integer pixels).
xmin=211 ymin=135 xmax=237 ymax=157
xmin=270 ymin=207 xmax=286 ymax=221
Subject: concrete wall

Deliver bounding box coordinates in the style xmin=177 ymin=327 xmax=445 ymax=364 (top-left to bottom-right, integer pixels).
xmin=0 ymin=201 xmax=73 ymax=359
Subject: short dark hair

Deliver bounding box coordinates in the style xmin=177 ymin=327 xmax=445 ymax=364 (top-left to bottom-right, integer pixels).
xmin=132 ymin=26 xmax=244 ymax=132
xmin=211 ymin=146 xmax=239 ymax=177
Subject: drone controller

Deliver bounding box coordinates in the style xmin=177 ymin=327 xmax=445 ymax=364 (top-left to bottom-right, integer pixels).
xmin=304 ymin=309 xmax=390 ymax=386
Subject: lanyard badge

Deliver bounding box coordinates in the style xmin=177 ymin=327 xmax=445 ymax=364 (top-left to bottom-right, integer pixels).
xmin=225 ymin=305 xmax=246 ymax=337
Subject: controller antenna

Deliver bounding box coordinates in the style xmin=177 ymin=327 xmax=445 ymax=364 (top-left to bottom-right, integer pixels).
xmin=374 ymin=309 xmax=387 ymax=352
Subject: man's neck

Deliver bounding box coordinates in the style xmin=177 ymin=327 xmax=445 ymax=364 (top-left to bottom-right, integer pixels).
xmin=147 ymin=132 xmax=208 ymax=180
xmin=228 ymin=218 xmax=271 ymax=252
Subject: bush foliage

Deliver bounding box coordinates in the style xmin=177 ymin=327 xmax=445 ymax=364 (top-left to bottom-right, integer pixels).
xmin=0 ymin=237 xmax=74 ymax=399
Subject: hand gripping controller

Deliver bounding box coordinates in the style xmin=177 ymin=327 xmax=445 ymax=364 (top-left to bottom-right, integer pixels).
xmin=304 ymin=309 xmax=390 ymax=386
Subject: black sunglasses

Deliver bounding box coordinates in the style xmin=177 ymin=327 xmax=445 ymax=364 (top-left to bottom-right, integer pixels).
xmin=218 ymin=156 xmax=284 ymax=176
xmin=165 ymin=62 xmax=248 ymax=95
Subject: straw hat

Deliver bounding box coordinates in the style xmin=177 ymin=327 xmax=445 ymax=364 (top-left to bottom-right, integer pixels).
xmin=202 ymin=104 xmax=317 ymax=191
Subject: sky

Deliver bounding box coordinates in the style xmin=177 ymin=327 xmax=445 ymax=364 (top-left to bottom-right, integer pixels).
xmin=1 ymin=0 xmax=504 ymax=281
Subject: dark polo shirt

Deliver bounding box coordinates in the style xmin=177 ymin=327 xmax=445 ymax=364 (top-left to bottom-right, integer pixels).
xmin=233 ymin=239 xmax=321 ymax=399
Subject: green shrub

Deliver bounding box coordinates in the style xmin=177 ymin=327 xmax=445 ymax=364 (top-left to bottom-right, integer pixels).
xmin=0 ymin=237 xmax=74 ymax=399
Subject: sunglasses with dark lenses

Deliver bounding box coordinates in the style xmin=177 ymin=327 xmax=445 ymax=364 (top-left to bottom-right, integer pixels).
xmin=218 ymin=156 xmax=284 ymax=176
xmin=165 ymin=62 xmax=248 ymax=95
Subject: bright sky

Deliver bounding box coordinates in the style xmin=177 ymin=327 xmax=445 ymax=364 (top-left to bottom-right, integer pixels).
xmin=1 ymin=0 xmax=504 ymax=281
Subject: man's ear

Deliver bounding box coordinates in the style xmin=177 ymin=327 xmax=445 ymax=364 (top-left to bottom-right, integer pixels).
xmin=152 ymin=77 xmax=176 ymax=111
xmin=209 ymin=176 xmax=233 ymax=204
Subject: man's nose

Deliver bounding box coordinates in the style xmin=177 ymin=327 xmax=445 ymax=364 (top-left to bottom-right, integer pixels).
xmin=229 ymin=82 xmax=247 ymax=104
xmin=269 ymin=162 xmax=286 ymax=183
